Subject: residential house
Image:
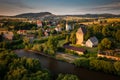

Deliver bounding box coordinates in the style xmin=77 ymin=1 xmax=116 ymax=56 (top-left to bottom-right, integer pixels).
xmin=44 ymin=29 xmax=50 ymax=36
xmin=55 ymin=25 xmax=62 ymax=32
xmin=37 ymin=20 xmax=42 ymax=27
xmin=76 ymin=26 xmax=87 ymax=45
xmin=86 ymin=36 xmax=98 ymax=48
xmin=0 ymin=23 xmax=3 ymax=27
xmin=26 ymin=34 xmax=35 ymax=43
xmin=17 ymin=30 xmax=27 ymax=35
xmin=3 ymin=31 xmax=14 ymax=40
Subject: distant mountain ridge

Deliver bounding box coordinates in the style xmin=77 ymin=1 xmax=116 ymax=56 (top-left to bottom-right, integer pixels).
xmin=15 ymin=13 xmax=120 ymax=18
xmin=15 ymin=12 xmax=53 ymax=18
xmin=0 ymin=12 xmax=120 ymax=18
xmin=65 ymin=13 xmax=120 ymax=18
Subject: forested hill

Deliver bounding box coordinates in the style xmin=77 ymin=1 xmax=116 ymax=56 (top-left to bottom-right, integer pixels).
xmin=1 ymin=13 xmax=120 ymax=18
xmin=14 ymin=12 xmax=53 ymax=18
xmin=66 ymin=14 xmax=120 ymax=18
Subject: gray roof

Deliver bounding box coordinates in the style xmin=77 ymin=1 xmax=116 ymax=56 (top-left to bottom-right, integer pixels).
xmin=89 ymin=36 xmax=98 ymax=43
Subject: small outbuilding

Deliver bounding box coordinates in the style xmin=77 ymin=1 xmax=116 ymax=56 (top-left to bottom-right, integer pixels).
xmin=85 ymin=36 xmax=98 ymax=48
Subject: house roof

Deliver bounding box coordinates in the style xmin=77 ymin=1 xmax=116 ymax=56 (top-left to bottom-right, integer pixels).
xmin=89 ymin=36 xmax=98 ymax=43
xmin=63 ymin=45 xmax=86 ymax=52
xmin=77 ymin=26 xmax=86 ymax=34
xmin=27 ymin=34 xmax=35 ymax=37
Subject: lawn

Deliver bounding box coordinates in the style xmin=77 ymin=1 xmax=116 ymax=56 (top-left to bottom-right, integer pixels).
xmin=58 ymin=40 xmax=66 ymax=47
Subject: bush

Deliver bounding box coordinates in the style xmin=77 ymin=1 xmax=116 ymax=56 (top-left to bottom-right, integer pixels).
xmin=57 ymin=73 xmax=80 ymax=80
xmin=73 ymin=58 xmax=90 ymax=68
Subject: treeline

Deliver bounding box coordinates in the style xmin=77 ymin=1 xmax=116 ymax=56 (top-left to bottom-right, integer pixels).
xmin=0 ymin=39 xmax=24 ymax=50
xmin=33 ymin=34 xmax=66 ymax=44
xmin=73 ymin=58 xmax=120 ymax=76
xmin=0 ymin=51 xmax=80 ymax=80
xmin=27 ymin=35 xmax=66 ymax=56
xmin=2 ymin=21 xmax=37 ymax=30
xmin=0 ymin=51 xmax=50 ymax=80
xmin=85 ymin=22 xmax=120 ymax=49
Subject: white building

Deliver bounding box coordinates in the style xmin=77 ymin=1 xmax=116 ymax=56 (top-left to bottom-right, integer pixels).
xmin=37 ymin=20 xmax=42 ymax=27
xmin=85 ymin=36 xmax=98 ymax=48
xmin=66 ymin=23 xmax=71 ymax=31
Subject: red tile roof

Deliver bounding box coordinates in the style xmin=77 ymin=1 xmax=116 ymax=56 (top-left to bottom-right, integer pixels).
xmin=63 ymin=45 xmax=86 ymax=52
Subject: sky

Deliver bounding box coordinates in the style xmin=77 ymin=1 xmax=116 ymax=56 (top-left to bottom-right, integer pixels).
xmin=0 ymin=0 xmax=120 ymax=16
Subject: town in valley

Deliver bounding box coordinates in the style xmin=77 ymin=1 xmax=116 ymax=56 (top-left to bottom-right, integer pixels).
xmin=0 ymin=0 xmax=120 ymax=80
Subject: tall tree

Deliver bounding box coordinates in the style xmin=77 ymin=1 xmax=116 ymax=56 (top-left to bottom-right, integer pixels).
xmin=98 ymin=38 xmax=112 ymax=50
xmin=44 ymin=36 xmax=58 ymax=55
xmin=116 ymin=30 xmax=120 ymax=42
xmin=70 ymin=31 xmax=76 ymax=44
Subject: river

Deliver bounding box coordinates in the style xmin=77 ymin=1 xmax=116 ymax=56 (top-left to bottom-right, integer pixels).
xmin=15 ymin=50 xmax=120 ymax=80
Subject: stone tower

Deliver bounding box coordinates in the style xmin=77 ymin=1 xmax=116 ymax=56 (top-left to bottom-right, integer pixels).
xmin=76 ymin=26 xmax=86 ymax=45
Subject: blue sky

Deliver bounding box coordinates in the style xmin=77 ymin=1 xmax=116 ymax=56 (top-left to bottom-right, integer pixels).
xmin=0 ymin=0 xmax=120 ymax=16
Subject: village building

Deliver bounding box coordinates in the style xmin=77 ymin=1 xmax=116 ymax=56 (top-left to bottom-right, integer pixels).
xmin=55 ymin=25 xmax=62 ymax=32
xmin=17 ymin=30 xmax=27 ymax=35
xmin=44 ymin=29 xmax=50 ymax=36
xmin=26 ymin=34 xmax=35 ymax=43
xmin=55 ymin=27 xmax=62 ymax=32
xmin=66 ymin=23 xmax=71 ymax=31
xmin=85 ymin=36 xmax=98 ymax=48
xmin=0 ymin=23 xmax=3 ymax=27
xmin=37 ymin=20 xmax=42 ymax=28
xmin=3 ymin=31 xmax=14 ymax=40
xmin=76 ymin=26 xmax=86 ymax=45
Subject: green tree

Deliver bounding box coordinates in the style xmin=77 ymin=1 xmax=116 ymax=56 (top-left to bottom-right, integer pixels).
xmin=44 ymin=36 xmax=58 ymax=55
xmin=13 ymin=31 xmax=20 ymax=40
xmin=38 ymin=28 xmax=44 ymax=38
xmin=115 ymin=30 xmax=120 ymax=42
xmin=57 ymin=74 xmax=79 ymax=80
xmin=114 ymin=61 xmax=120 ymax=75
xmin=73 ymin=58 xmax=89 ymax=68
xmin=0 ymin=52 xmax=51 ymax=80
xmin=70 ymin=32 xmax=76 ymax=44
xmin=98 ymin=38 xmax=112 ymax=50
xmin=65 ymin=35 xmax=70 ymax=43
xmin=102 ymin=26 xmax=111 ymax=37
xmin=23 ymin=37 xmax=30 ymax=45
xmin=32 ymin=44 xmax=43 ymax=52
xmin=84 ymin=31 xmax=91 ymax=41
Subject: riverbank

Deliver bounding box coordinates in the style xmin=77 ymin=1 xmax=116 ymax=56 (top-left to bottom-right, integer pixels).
xmin=27 ymin=49 xmax=79 ymax=63
xmin=14 ymin=49 xmax=120 ymax=80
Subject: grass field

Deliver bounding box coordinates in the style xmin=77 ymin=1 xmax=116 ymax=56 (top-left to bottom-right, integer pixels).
xmin=106 ymin=18 xmax=120 ymax=22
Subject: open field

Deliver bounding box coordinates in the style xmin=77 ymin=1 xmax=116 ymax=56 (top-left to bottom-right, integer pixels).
xmin=106 ymin=18 xmax=120 ymax=22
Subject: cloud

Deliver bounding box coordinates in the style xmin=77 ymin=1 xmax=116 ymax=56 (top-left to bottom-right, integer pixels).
xmin=91 ymin=2 xmax=120 ymax=11
xmin=0 ymin=0 xmax=34 ymax=15
xmin=82 ymin=2 xmax=120 ymax=12
xmin=75 ymin=2 xmax=120 ymax=14
xmin=0 ymin=0 xmax=33 ymax=9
